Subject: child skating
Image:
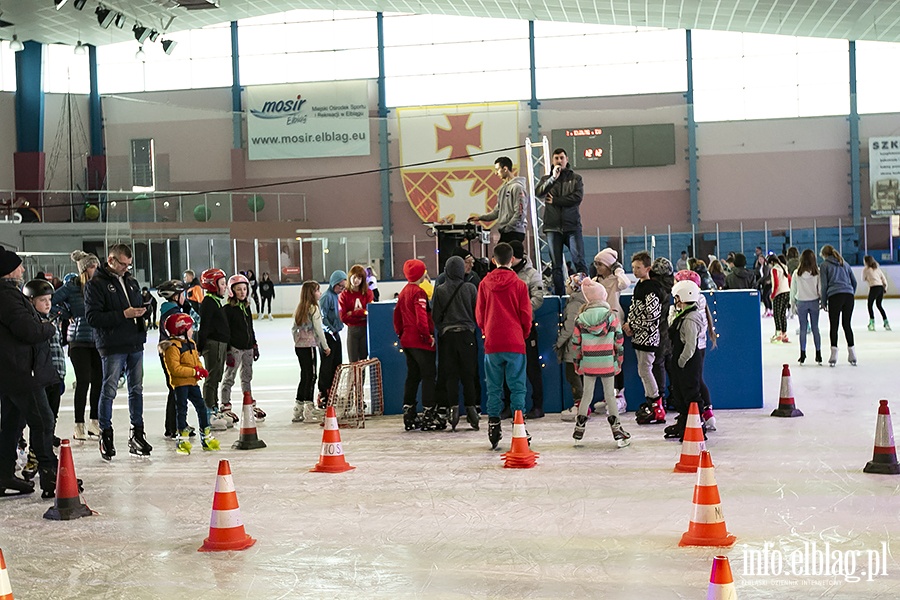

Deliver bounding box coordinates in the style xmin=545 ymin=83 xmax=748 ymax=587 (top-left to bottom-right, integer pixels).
xmin=571 ymin=279 xmax=629 ymax=447
xmin=557 ymin=273 xmax=587 ymax=421
xmin=291 ymin=281 xmax=331 ymax=423
xmin=221 ymin=274 xmax=263 ymax=421
xmin=863 ymin=255 xmax=890 ymax=331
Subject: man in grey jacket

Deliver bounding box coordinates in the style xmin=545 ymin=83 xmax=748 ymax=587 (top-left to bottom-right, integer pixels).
xmin=469 ymin=156 xmax=528 ymax=244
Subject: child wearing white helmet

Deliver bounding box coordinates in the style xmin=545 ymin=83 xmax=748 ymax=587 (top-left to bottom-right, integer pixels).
xmin=221 ymin=274 xmax=264 ymax=422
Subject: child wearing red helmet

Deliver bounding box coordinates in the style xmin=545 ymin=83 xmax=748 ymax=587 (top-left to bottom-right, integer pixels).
xmin=198 ymin=268 xmax=234 ymax=425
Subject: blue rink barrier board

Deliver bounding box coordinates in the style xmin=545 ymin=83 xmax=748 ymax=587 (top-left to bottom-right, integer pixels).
xmin=368 ymin=289 xmax=763 ymax=416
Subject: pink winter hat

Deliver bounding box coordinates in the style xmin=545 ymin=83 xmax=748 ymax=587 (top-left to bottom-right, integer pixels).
xmin=594 ymin=248 xmax=618 ymax=268
xmin=674 ymin=269 xmax=701 ymax=286
xmin=581 ymin=278 xmax=608 ymax=303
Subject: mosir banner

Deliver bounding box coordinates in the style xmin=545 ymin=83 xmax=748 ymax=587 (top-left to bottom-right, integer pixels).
xmin=870 ymin=137 xmax=900 ymax=216
xmin=246 ymin=80 xmax=371 ymax=161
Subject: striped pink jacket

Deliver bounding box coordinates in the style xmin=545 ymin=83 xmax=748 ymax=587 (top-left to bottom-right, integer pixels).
xmin=573 ymin=302 xmax=624 ymax=376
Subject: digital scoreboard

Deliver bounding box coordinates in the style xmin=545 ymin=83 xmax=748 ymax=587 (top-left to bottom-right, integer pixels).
xmin=550 ymin=124 xmax=676 ymax=170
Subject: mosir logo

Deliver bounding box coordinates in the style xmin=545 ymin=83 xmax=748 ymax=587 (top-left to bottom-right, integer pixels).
xmin=250 ymin=95 xmax=308 ymax=124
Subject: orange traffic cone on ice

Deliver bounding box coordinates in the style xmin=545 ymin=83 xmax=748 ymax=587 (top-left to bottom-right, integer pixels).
xmin=310 ymin=405 xmax=355 ymax=473
xmin=771 ymin=364 xmax=803 ymax=417
xmin=864 ymin=399 xmax=900 ymax=475
xmin=501 ymin=410 xmax=539 ymax=469
xmin=674 ymin=402 xmax=706 ymax=473
xmin=232 ymin=391 xmax=266 ymax=450
xmin=679 ymin=450 xmax=736 ymax=547
xmin=43 ymin=439 xmax=92 ymax=521
xmin=706 ymin=555 xmax=738 ymax=599
xmin=0 ymin=548 xmax=13 ymax=600
xmin=198 ymin=460 xmax=256 ymax=552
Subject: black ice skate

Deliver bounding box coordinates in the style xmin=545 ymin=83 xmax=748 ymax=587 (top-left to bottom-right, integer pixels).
xmin=99 ymin=428 xmax=116 ymax=461
xmin=488 ymin=417 xmax=502 ymax=450
xmin=38 ymin=466 xmax=56 ymax=500
xmin=448 ymin=406 xmax=460 ymax=432
xmin=0 ymin=474 xmax=35 ymax=496
xmin=608 ymin=415 xmax=631 ymax=448
xmin=21 ymin=449 xmax=37 ymax=481
xmin=128 ymin=426 xmax=153 ymax=456
xmin=573 ymin=415 xmax=587 ymax=441
xmin=420 ymin=407 xmax=447 ymax=431
xmin=402 ymin=404 xmax=420 ymax=431
xmin=465 ymin=406 xmax=480 ymax=430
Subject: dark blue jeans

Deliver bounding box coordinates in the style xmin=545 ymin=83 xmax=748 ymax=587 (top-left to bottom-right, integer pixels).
xmin=546 ymin=230 xmax=587 ymax=295
xmin=173 ymin=385 xmax=210 ymax=433
xmin=99 ymin=351 xmax=144 ymax=430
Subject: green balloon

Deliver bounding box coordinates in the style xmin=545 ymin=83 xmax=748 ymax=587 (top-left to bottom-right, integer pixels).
xmin=193 ymin=205 xmax=212 ymax=222
xmin=84 ymin=204 xmax=100 ymax=221
xmin=247 ymin=194 xmax=265 ymax=213
xmin=133 ymin=194 xmax=152 ymax=211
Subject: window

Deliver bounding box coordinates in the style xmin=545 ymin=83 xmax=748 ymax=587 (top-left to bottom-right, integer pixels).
xmin=131 ymin=138 xmax=155 ymax=191
xmin=1 ymin=43 xmax=17 ymax=91
xmin=43 ymin=44 xmax=90 ymax=93
xmin=856 ymin=41 xmax=900 ymax=115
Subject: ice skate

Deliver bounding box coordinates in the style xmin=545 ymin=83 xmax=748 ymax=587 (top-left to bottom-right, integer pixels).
xmin=303 ymin=401 xmax=326 ymax=423
xmin=175 ymin=430 xmax=192 ymax=455
xmin=664 ymin=423 xmax=683 ymax=439
xmin=465 ymin=406 xmax=480 ymax=430
xmin=617 ymin=396 xmax=628 ymax=414
xmin=488 ymin=417 xmax=502 ymax=450
xmin=592 ymin=400 xmax=607 ymax=414
xmin=815 ymin=350 xmax=823 ymax=365
xmin=573 ymin=414 xmax=588 ymax=441
xmin=652 ymin=397 xmax=667 ymax=424
xmin=200 ymin=427 xmax=220 ymax=451
xmin=702 ymin=406 xmax=717 ymax=431
xmin=208 ymin=410 xmax=229 ymax=431
xmin=561 ymin=405 xmax=580 ymax=422
xmin=525 ymin=407 xmax=544 ymax=419
xmin=885 ymin=320 xmax=892 ymax=331
xmin=292 ymin=403 xmax=305 ymax=423
xmin=829 ymin=346 xmax=838 ymax=366
xmin=799 ymin=351 xmax=806 ymax=365
xmin=128 ymin=426 xmax=152 ymax=457
xmin=420 ymin=407 xmax=447 ymax=431
xmin=402 ymin=404 xmax=420 ymax=431
xmin=88 ymin=419 xmax=101 ymax=439
xmin=221 ymin=402 xmax=239 ymax=425
xmin=253 ymin=406 xmax=266 ymax=422
xmin=38 ymin=466 xmax=56 ymax=500
xmin=848 ymin=347 xmax=858 ymax=366
xmin=99 ymin=428 xmax=115 ymax=461
xmin=73 ymin=423 xmax=87 ymax=441
xmin=21 ymin=450 xmax=37 ymax=481
xmin=868 ymin=319 xmax=876 ymax=331
xmin=0 ymin=474 xmax=34 ymax=496
xmin=608 ymin=415 xmax=631 ymax=448
xmin=448 ymin=406 xmax=460 ymax=431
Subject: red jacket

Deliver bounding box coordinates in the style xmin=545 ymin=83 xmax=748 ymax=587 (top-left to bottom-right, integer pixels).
xmin=476 ymin=267 xmax=532 ymax=354
xmin=393 ymin=283 xmax=435 ymax=352
xmin=339 ymin=288 xmax=374 ymax=327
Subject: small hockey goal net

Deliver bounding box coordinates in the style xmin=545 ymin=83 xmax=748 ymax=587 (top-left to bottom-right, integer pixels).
xmin=326 ymin=358 xmax=384 ymax=428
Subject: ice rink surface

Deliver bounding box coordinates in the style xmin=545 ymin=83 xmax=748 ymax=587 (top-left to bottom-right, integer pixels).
xmin=3 ymin=299 xmax=900 ymax=599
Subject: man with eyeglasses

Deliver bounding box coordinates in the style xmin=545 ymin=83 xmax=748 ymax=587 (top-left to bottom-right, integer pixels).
xmin=84 ymin=243 xmax=151 ymax=460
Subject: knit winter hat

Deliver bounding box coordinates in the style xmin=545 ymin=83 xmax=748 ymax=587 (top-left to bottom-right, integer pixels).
xmin=674 ymin=269 xmax=701 ymax=286
xmin=509 ymin=240 xmax=525 ymax=260
xmin=581 ymin=277 xmax=608 ymax=303
xmin=594 ymin=248 xmax=618 ymax=268
xmin=71 ymin=250 xmax=100 ymax=274
xmin=0 ymin=246 xmax=22 ymax=277
xmin=403 ymin=259 xmax=426 ymax=282
xmin=566 ymin=272 xmax=587 ymax=293
xmin=651 ymin=257 xmax=673 ymax=276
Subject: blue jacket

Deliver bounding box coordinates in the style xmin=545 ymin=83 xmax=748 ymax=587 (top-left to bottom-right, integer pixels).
xmin=52 ymin=278 xmax=97 ymax=348
xmin=319 ymin=270 xmax=347 ymax=335
xmin=819 ymin=257 xmax=857 ymax=303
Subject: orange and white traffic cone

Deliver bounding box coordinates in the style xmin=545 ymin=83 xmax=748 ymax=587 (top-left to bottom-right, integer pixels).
xmin=198 ymin=460 xmax=256 ymax=552
xmin=864 ymin=399 xmax=900 ymax=475
xmin=679 ymin=450 xmax=736 ymax=547
xmin=771 ymin=364 xmax=803 ymax=417
xmin=310 ymin=405 xmax=355 ymax=473
xmin=674 ymin=402 xmax=706 ymax=473
xmin=43 ymin=439 xmax=93 ymax=521
xmin=706 ymin=555 xmax=737 ymax=600
xmin=0 ymin=548 xmax=13 ymax=600
xmin=501 ymin=410 xmax=539 ymax=469
xmin=232 ymin=391 xmax=266 ymax=450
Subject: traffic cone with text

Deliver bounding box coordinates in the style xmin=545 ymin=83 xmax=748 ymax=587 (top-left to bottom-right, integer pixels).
xmin=864 ymin=399 xmax=900 ymax=475
xmin=232 ymin=391 xmax=266 ymax=450
xmin=679 ymin=450 xmax=736 ymax=547
xmin=706 ymin=555 xmax=738 ymax=600
xmin=43 ymin=439 xmax=92 ymax=521
xmin=501 ymin=410 xmax=539 ymax=469
xmin=0 ymin=548 xmax=13 ymax=600
xmin=771 ymin=364 xmax=803 ymax=417
xmin=198 ymin=460 xmax=256 ymax=552
xmin=674 ymin=402 xmax=706 ymax=473
xmin=310 ymin=405 xmax=355 ymax=473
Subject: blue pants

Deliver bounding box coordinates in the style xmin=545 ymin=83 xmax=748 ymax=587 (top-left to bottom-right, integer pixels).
xmin=173 ymin=385 xmax=210 ymax=433
xmin=485 ymin=352 xmax=526 ymax=418
xmin=796 ymin=299 xmax=821 ymax=353
xmin=98 ymin=351 xmax=144 ymax=430
xmin=546 ymin=230 xmax=587 ymax=295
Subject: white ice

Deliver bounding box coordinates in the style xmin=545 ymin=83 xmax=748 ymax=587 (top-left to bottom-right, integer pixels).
xmin=2 ymin=300 xmax=900 ymax=599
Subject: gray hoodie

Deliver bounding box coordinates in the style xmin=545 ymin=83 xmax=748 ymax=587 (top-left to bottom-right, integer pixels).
xmin=432 ymin=256 xmax=477 ymax=335
xmin=478 ymin=176 xmax=528 ymax=234
xmin=513 ymin=254 xmax=544 ymax=314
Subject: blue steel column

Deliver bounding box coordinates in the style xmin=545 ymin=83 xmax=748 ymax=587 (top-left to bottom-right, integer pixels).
xmin=231 ymin=21 xmax=241 ymax=149
xmin=14 ymin=41 xmax=44 ymax=153
xmin=377 ymin=12 xmax=392 ymax=280
xmin=88 ymin=45 xmax=103 ymax=155
xmin=848 ymin=41 xmax=861 ymax=236
xmin=528 ymin=21 xmax=540 ymax=140
xmin=685 ymin=30 xmax=699 ymax=226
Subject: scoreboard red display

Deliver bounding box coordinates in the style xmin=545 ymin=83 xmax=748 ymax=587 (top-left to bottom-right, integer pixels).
xmin=550 ymin=124 xmax=676 ymax=170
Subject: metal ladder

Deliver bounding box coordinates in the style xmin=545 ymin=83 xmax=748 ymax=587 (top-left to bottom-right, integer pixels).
xmin=524 ymin=136 xmax=551 ymax=275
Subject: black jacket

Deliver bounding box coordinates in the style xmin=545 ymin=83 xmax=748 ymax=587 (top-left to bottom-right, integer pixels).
xmin=535 ymin=168 xmax=584 ymax=233
xmin=432 ymin=256 xmax=477 ymax=335
xmin=259 ymin=280 xmax=275 ymax=299
xmin=84 ymin=264 xmax=147 ymax=356
xmin=224 ymin=302 xmax=256 ymax=350
xmin=198 ymin=293 xmax=230 ymax=352
xmin=0 ymin=279 xmax=60 ymax=395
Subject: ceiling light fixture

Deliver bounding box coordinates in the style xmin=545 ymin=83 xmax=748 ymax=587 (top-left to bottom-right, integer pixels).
xmin=96 ymin=6 xmax=115 ymax=28
xmin=73 ymin=0 xmax=87 ymax=9
xmin=160 ymin=38 xmax=176 ymax=55
xmin=114 ymin=12 xmax=126 ymax=28
xmin=9 ymin=34 xmax=24 ymax=52
xmin=135 ymin=45 xmax=145 ymax=61
xmin=74 ymin=40 xmax=86 ymax=54
xmin=133 ymin=24 xmax=150 ymax=43
xmin=54 ymin=0 xmax=68 ymax=10
xmin=149 ymin=29 xmax=159 ymax=42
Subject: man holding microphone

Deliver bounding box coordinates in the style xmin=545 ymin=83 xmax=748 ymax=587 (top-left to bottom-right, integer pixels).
xmin=535 ymin=148 xmax=585 ymax=295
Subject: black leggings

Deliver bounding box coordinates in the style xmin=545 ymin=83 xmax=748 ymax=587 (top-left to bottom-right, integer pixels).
xmin=68 ymin=346 xmax=101 ymax=423
xmin=868 ymin=286 xmax=887 ymax=320
xmin=261 ymin=296 xmax=272 ymax=315
xmin=827 ymin=293 xmax=855 ymax=347
xmin=295 ymin=346 xmax=318 ymax=403
xmin=773 ymin=292 xmax=790 ymax=333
